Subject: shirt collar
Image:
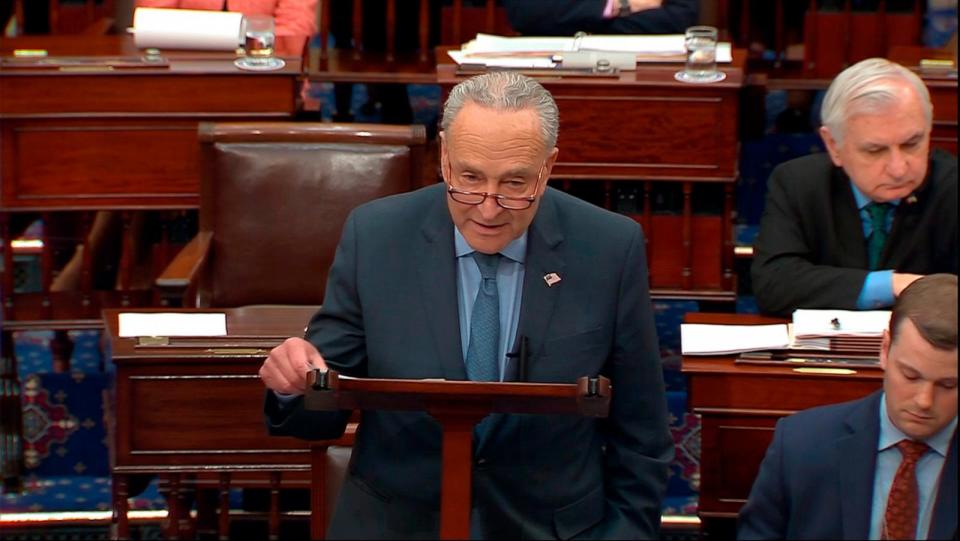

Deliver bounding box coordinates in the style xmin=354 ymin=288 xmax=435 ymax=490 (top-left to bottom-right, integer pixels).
xmin=850 ymin=181 xmax=901 ymax=210
xmin=454 ymin=226 xmax=527 ymax=264
xmin=878 ymin=393 xmax=957 ymax=457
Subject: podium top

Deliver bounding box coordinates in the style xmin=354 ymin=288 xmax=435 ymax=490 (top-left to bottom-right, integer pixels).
xmin=305 ymin=370 xmax=611 ymax=418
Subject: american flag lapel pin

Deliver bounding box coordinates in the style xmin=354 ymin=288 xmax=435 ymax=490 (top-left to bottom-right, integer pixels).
xmin=543 ymin=272 xmax=561 ymax=287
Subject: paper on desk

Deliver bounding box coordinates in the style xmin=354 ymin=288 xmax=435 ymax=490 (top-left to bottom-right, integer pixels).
xmin=458 ymin=33 xmax=732 ymax=63
xmin=792 ymin=309 xmax=891 ymax=337
xmin=119 ymin=312 xmax=227 ymax=337
xmin=447 ymin=50 xmax=557 ymax=69
xmin=681 ymin=323 xmax=791 ymax=355
xmin=132 ymin=7 xmax=243 ymax=50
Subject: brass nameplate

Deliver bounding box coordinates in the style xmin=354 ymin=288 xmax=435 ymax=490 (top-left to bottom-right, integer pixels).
xmin=137 ymin=336 xmax=170 ymax=347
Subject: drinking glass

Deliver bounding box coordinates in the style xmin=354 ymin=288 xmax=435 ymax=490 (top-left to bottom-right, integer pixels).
xmin=675 ymin=26 xmax=725 ymax=83
xmin=235 ymin=15 xmax=285 ymax=71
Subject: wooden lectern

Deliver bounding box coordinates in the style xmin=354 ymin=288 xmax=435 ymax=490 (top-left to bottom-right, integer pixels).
xmin=304 ymin=370 xmax=611 ymax=540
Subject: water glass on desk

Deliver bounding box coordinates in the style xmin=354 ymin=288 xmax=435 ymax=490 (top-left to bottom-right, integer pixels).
xmin=234 ymin=14 xmax=285 ymax=71
xmin=675 ymin=26 xmax=726 ymax=84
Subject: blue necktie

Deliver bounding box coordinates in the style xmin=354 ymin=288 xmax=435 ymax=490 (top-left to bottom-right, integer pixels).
xmin=866 ymin=202 xmax=891 ymax=270
xmin=465 ymin=252 xmax=501 ymax=382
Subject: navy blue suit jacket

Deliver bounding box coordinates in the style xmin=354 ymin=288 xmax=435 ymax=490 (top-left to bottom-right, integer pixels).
xmin=738 ymin=391 xmax=958 ymax=540
xmin=265 ymin=184 xmax=673 ymax=539
xmin=504 ymin=0 xmax=698 ymax=36
xmin=751 ymin=150 xmax=958 ymax=317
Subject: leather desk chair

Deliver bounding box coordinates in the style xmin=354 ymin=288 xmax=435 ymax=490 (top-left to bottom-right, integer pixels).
xmin=155 ymin=121 xmax=426 ymax=538
xmin=157 ymin=121 xmax=427 ymax=308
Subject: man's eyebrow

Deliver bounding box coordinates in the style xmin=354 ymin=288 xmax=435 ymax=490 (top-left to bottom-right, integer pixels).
xmin=501 ymin=166 xmax=536 ymax=178
xmin=903 ymin=132 xmax=924 ymax=143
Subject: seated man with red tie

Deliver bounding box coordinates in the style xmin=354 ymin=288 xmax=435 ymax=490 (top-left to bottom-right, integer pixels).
xmin=751 ymin=57 xmax=957 ymax=317
xmin=738 ymin=273 xmax=957 ymax=540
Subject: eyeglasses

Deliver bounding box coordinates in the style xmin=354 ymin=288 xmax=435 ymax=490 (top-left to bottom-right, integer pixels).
xmin=444 ymin=160 xmax=546 ymax=211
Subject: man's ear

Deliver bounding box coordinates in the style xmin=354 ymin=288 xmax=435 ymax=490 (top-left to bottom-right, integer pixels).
xmin=439 ymin=133 xmax=449 ymax=181
xmin=540 ymin=147 xmax=559 ymax=193
xmin=879 ymin=329 xmax=892 ymax=371
xmin=819 ymin=126 xmax=843 ymax=168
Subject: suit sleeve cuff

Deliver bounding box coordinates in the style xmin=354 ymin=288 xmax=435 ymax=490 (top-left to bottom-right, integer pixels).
xmin=274 ymin=390 xmax=301 ymax=407
xmin=856 ymin=270 xmax=895 ymax=310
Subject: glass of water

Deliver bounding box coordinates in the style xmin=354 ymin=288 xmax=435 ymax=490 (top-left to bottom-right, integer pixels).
xmin=675 ymin=26 xmax=725 ymax=84
xmin=235 ymin=14 xmax=285 ymax=71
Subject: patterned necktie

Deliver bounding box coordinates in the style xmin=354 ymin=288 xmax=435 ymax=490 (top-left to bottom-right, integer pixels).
xmin=465 ymin=252 xmax=501 ymax=382
xmin=883 ymin=439 xmax=929 ymax=540
xmin=866 ymin=202 xmax=892 ymax=270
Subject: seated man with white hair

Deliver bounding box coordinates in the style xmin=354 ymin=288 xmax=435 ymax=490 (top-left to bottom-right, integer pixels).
xmin=751 ymin=57 xmax=957 ymax=317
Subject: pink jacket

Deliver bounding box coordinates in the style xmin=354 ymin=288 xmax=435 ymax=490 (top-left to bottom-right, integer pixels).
xmin=135 ymin=0 xmax=317 ymax=36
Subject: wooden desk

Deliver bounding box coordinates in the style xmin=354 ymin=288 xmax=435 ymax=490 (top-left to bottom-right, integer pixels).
xmin=437 ymin=53 xmax=746 ymax=300
xmin=1 ymin=35 xmax=304 ymax=210
xmin=682 ymin=313 xmax=883 ymax=527
xmin=103 ymin=305 xmax=331 ymax=539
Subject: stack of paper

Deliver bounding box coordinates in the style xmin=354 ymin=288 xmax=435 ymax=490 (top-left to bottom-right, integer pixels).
xmin=119 ymin=312 xmax=227 ymax=337
xmin=791 ymin=309 xmax=889 ymax=353
xmin=448 ymin=33 xmax=732 ymax=70
xmin=681 ymin=323 xmax=791 ymax=356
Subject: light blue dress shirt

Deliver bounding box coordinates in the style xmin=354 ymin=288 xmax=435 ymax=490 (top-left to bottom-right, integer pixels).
xmin=276 ymin=228 xmax=527 ymax=405
xmin=454 ymin=227 xmax=526 ymax=381
xmin=851 ymin=183 xmax=900 ymax=310
xmin=869 ymin=393 xmax=957 ymax=540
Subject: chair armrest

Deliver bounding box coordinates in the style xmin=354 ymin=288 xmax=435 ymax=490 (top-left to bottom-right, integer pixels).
xmin=155 ymin=231 xmax=213 ymax=307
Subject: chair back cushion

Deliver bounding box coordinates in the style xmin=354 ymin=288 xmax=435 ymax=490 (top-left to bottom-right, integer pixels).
xmin=199 ymin=123 xmax=425 ymax=307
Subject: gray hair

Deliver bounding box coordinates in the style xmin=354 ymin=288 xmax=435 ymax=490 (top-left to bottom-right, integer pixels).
xmin=820 ymin=57 xmax=932 ymax=144
xmin=441 ymin=71 xmax=559 ymax=149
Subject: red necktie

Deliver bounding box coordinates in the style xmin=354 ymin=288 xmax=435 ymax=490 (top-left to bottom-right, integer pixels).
xmin=883 ymin=439 xmax=929 ymax=540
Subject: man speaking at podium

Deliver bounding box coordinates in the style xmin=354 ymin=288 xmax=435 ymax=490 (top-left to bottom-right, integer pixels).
xmin=259 ymin=72 xmax=673 ymax=539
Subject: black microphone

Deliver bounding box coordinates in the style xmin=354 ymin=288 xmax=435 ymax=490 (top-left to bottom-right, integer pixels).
xmin=507 ymin=335 xmax=530 ymax=382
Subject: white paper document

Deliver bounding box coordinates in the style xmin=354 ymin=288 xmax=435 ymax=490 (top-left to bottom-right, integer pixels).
xmin=453 ymin=33 xmax=733 ymax=67
xmin=792 ymin=309 xmax=891 ymax=337
xmin=119 ymin=312 xmax=227 ymax=338
xmin=132 ymin=7 xmax=243 ymax=50
xmin=681 ymin=323 xmax=791 ymax=355
xmin=447 ymin=50 xmax=557 ymax=69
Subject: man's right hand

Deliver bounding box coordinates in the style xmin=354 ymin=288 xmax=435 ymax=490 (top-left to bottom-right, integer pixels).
xmin=259 ymin=337 xmax=328 ymax=396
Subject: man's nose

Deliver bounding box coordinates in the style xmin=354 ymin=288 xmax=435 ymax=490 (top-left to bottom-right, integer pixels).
xmin=886 ymin=148 xmax=909 ymax=179
xmin=914 ymin=381 xmax=935 ymax=410
xmin=477 ymin=193 xmax=503 ymax=218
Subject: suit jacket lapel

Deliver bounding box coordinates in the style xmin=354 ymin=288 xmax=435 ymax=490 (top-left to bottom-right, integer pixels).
xmin=883 ymin=164 xmax=933 ymax=269
xmin=838 ymin=391 xmax=882 ymax=540
xmin=515 ymin=190 xmax=566 ymax=378
xmin=929 ymin=429 xmax=958 ymax=540
xmin=416 ymin=192 xmax=466 ymax=381
xmin=831 ymin=169 xmax=869 ymax=269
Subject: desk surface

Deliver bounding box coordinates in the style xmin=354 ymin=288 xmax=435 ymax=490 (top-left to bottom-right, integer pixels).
xmin=437 ymin=48 xmax=745 ymax=184
xmin=682 ymin=312 xmax=883 ymax=521
xmin=1 ymin=35 xmax=303 ymax=210
xmin=103 ymin=305 xmax=319 ymax=472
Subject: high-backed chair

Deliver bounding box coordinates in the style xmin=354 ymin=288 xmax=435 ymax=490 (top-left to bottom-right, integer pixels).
xmin=156 ymin=122 xmax=427 ymax=308
xmin=154 ymin=122 xmax=425 ymax=538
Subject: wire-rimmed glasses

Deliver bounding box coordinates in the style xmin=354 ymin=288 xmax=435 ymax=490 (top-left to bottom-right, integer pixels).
xmin=445 ymin=160 xmax=546 ymax=211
